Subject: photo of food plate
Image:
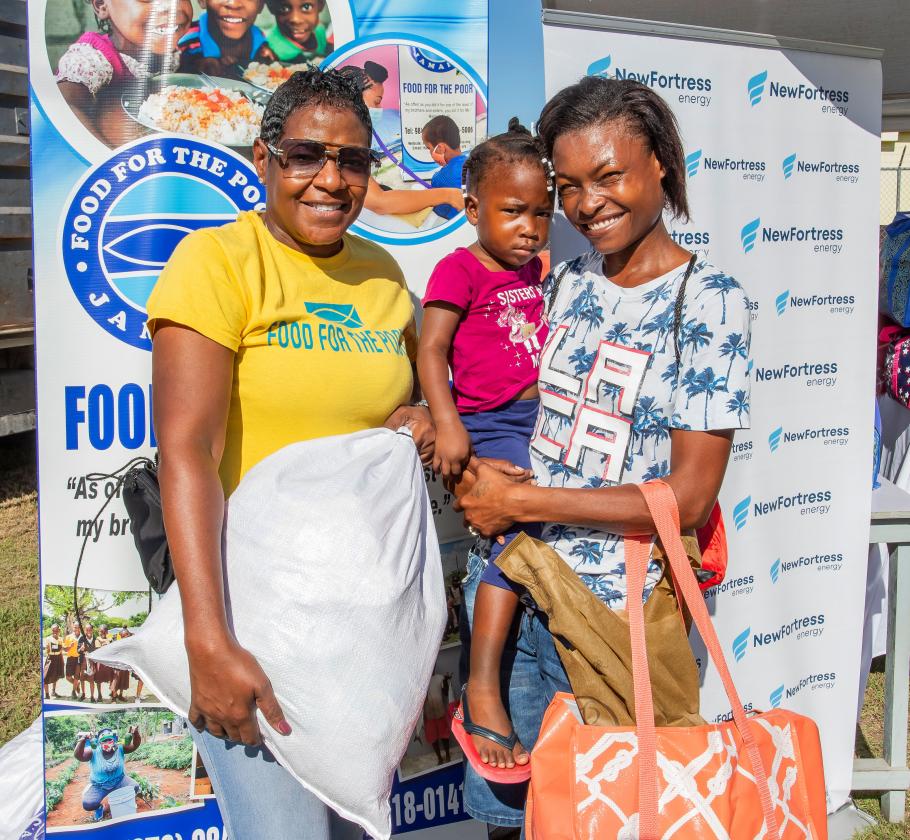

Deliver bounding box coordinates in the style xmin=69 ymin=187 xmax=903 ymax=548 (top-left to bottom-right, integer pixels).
xmin=243 ymin=61 xmax=314 ymax=91
xmin=122 ymin=74 xmax=267 ymax=148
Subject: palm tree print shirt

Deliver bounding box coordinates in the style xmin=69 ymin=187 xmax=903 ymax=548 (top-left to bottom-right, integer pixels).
xmin=529 ymin=252 xmax=752 ymax=608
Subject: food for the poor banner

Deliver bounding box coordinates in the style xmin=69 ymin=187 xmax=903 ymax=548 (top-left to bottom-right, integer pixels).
xmin=541 ymin=12 xmax=881 ymax=813
xmin=30 ymin=0 xmax=488 ymax=836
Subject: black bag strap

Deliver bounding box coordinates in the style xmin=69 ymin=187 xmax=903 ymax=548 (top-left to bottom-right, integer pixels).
xmin=672 ymin=253 xmax=699 ymax=371
xmin=545 ymin=261 xmax=573 ymax=318
xmin=72 ymin=457 xmax=155 ymax=642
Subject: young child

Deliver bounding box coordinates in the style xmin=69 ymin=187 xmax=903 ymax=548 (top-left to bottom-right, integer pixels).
xmin=265 ymin=0 xmax=333 ymax=62
xmin=422 ymin=115 xmax=467 ymax=220
xmin=417 ymin=118 xmax=554 ymax=779
xmin=177 ymin=0 xmax=275 ymax=76
xmin=56 ymin=0 xmax=193 ymax=144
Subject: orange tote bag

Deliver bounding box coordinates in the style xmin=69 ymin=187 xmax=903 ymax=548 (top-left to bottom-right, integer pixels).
xmin=525 ymin=480 xmax=828 ymax=840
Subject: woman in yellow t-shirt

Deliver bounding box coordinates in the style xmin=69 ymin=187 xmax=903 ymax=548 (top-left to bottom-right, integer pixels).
xmin=146 ymin=69 xmax=435 ymax=840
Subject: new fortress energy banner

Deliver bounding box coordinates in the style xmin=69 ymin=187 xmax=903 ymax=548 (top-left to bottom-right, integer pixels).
xmin=29 ymin=1 xmax=488 ymax=836
xmin=542 ymin=15 xmax=881 ymax=813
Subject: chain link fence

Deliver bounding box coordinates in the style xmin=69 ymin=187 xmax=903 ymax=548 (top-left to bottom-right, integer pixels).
xmin=881 ymin=167 xmax=910 ymax=225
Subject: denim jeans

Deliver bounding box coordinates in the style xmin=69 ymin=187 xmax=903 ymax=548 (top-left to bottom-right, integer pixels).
xmin=191 ymin=727 xmax=363 ymax=840
xmin=459 ymin=549 xmax=572 ymax=827
xmin=81 ymin=773 xmax=136 ymax=810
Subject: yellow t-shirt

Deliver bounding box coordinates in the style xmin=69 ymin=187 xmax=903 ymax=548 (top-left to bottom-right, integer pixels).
xmin=63 ymin=634 xmax=78 ymax=657
xmin=147 ymin=211 xmax=416 ymax=496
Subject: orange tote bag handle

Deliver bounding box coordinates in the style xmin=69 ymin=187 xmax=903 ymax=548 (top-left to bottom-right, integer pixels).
xmin=625 ymin=480 xmax=780 ymax=840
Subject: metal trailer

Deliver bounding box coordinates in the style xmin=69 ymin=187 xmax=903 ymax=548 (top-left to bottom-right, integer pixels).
xmin=0 ymin=0 xmax=31 ymax=436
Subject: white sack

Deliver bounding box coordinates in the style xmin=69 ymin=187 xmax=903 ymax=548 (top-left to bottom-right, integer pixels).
xmin=0 ymin=716 xmax=44 ymax=839
xmin=92 ymin=428 xmax=447 ymax=839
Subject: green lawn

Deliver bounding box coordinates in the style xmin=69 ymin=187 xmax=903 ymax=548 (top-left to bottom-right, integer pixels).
xmin=853 ymin=663 xmax=910 ymax=837
xmin=0 ymin=432 xmax=39 ymax=744
xmin=0 ymin=431 xmax=907 ymax=838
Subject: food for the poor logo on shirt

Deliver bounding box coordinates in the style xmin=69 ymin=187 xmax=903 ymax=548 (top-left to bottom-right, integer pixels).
xmin=61 ymin=136 xmax=262 ymax=351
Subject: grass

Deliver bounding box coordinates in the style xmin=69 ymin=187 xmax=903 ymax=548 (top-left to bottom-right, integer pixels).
xmin=0 ymin=430 xmax=907 ymax=836
xmin=0 ymin=432 xmax=40 ymax=744
xmin=852 ymin=664 xmax=910 ymax=838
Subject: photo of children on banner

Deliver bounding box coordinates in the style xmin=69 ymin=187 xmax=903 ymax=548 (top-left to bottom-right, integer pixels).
xmin=44 ymin=708 xmax=194 ymax=827
xmin=335 ymin=53 xmax=467 ymax=226
xmin=42 ymin=585 xmax=155 ymax=705
xmin=45 ymin=0 xmax=333 ymax=147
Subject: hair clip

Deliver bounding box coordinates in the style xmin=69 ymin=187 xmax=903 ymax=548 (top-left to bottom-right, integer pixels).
xmin=541 ymin=156 xmax=556 ymax=193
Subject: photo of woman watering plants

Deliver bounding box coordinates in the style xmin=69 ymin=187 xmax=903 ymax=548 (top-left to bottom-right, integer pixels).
xmin=44 ymin=708 xmax=194 ymax=828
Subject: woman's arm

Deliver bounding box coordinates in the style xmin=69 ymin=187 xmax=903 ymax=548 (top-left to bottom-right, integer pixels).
xmin=365 ymin=178 xmax=464 ymax=216
xmin=153 ymin=322 xmax=290 ymax=747
xmin=417 ymin=303 xmax=471 ymax=479
xmin=456 ymin=428 xmax=733 ymax=537
xmin=74 ymin=734 xmax=91 ymax=761
xmin=123 ymin=726 xmax=141 ymax=755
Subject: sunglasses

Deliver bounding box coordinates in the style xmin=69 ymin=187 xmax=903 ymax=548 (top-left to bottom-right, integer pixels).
xmin=266 ymin=139 xmax=380 ymax=185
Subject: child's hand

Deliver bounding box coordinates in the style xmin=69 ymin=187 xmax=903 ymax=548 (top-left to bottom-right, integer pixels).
xmin=433 ymin=420 xmax=472 ymax=482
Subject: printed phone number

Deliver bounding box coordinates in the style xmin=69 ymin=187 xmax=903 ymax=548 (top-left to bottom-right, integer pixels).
xmin=391 ymin=782 xmax=463 ymax=827
xmin=130 ymin=830 xmax=226 ymax=840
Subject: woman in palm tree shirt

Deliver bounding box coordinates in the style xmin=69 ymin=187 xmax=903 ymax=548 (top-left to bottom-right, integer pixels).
xmin=454 ymin=77 xmax=752 ymax=829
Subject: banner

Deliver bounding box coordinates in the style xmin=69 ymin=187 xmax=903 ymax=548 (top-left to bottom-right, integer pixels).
xmin=30 ymin=0 xmax=488 ymax=835
xmin=542 ymin=15 xmax=881 ymax=812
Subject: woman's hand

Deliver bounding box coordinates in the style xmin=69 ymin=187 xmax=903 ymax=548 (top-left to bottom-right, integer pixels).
xmin=433 ymin=419 xmax=472 ymax=481
xmin=454 ymin=460 xmax=524 ymax=538
xmin=443 ymin=188 xmax=465 ymax=211
xmin=385 ymin=404 xmax=436 ymax=465
xmin=186 ymin=637 xmax=291 ymax=747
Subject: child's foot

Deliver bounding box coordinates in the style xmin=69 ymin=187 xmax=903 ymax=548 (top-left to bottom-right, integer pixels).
xmin=465 ymin=682 xmax=528 ymax=769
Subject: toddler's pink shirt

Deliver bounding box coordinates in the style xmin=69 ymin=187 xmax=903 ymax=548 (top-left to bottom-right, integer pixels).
xmin=422 ymin=247 xmax=547 ymax=413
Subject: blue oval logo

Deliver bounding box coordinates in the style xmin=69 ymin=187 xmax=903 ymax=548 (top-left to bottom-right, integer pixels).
xmin=61 ymin=136 xmax=262 ymax=351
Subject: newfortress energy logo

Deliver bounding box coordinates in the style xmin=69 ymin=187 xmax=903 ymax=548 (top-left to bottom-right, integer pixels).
xmin=734 ymin=488 xmax=833 ymax=530
xmin=586 ymin=55 xmax=712 ymax=107
xmin=770 ymin=551 xmax=844 ymax=584
xmin=740 ymin=216 xmax=845 ymax=256
xmin=686 ymin=148 xmax=766 ymax=182
xmin=782 ymin=153 xmax=860 ymax=184
xmin=774 ymin=290 xmax=856 ymax=316
xmin=732 ymin=613 xmax=827 ymax=661
xmin=747 ymin=69 xmax=849 ymax=116
xmin=768 ymin=424 xmax=851 ymax=453
xmin=753 ymin=359 xmax=839 ymax=389
xmin=703 ymin=573 xmax=754 ymax=601
xmin=669 ymin=228 xmax=710 ymax=250
xmin=769 ymin=672 xmax=836 ymax=707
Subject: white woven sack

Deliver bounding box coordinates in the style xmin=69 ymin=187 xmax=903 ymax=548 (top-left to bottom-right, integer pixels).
xmin=92 ymin=428 xmax=447 ymax=839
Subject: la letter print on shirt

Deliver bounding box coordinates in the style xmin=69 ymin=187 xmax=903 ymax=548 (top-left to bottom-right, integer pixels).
xmin=531 ymin=325 xmax=650 ymax=484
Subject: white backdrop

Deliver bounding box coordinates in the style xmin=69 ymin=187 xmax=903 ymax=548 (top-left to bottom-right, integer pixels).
xmin=543 ymin=16 xmax=881 ymax=811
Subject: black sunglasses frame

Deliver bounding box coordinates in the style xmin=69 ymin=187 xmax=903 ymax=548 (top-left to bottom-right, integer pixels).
xmin=265 ymin=138 xmax=381 ymax=182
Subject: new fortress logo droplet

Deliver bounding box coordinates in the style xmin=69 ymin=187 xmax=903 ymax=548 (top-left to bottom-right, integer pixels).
xmin=61 ymin=136 xmax=263 ymax=351
xmin=587 ymin=55 xmax=712 ymax=107
xmin=747 ymin=69 xmax=849 ymax=116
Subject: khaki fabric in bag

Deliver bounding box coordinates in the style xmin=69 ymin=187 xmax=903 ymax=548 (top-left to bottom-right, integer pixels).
xmin=495 ymin=532 xmax=703 ymax=728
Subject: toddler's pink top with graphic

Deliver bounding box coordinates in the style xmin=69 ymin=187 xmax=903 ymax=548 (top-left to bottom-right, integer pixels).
xmin=422 ymin=247 xmax=547 ymax=413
